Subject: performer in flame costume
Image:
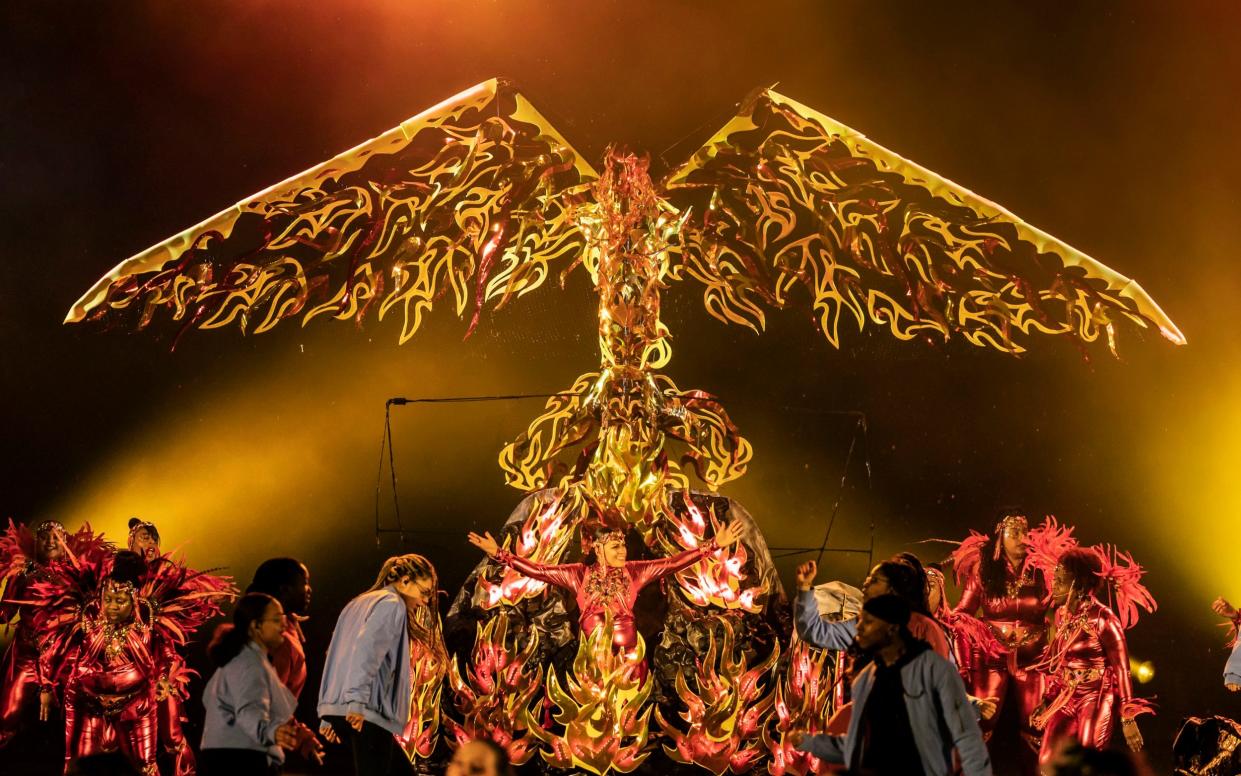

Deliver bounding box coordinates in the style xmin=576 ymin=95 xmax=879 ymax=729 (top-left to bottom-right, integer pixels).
xmin=34 ymin=548 xmax=234 ymax=775
xmin=1030 ymin=546 xmax=1154 ymax=764
xmin=0 ymin=519 xmax=76 ymax=748
xmin=950 ymin=513 xmax=1077 ymax=769
xmin=468 ymin=520 xmax=741 ymax=667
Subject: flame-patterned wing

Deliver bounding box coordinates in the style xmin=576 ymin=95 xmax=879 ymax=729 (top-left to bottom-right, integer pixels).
xmin=665 ymin=88 xmax=1185 ymax=354
xmin=66 ymin=78 xmax=597 ymax=345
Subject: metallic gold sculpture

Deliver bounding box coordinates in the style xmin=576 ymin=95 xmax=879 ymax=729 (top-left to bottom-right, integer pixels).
xmin=69 ymin=78 xmax=1184 ymax=772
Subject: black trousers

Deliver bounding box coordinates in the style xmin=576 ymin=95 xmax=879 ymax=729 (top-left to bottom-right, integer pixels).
xmin=199 ymin=747 xmax=279 ymax=776
xmin=324 ymin=716 xmax=415 ymax=776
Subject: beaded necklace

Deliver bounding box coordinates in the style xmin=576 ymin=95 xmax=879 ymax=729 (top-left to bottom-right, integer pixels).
xmin=1005 ymin=562 xmax=1036 ymax=598
xmin=584 ymin=564 xmax=628 ymax=605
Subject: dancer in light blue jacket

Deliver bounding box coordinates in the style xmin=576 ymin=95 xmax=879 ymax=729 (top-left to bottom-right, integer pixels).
xmin=318 ymin=554 xmax=446 ymax=776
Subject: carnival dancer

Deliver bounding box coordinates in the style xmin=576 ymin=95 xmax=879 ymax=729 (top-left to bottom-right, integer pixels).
xmin=1211 ymin=596 xmax=1241 ymax=691
xmin=201 ymin=593 xmax=320 ymax=775
xmin=318 ymin=554 xmax=448 ymax=776
xmin=1030 ymin=546 xmax=1154 ymax=764
xmin=35 ymin=548 xmax=233 ymax=775
xmin=925 ymin=563 xmax=1005 ymax=694
xmin=127 ymin=519 xmax=161 ymax=563
xmin=467 ymin=520 xmax=742 ymax=666
xmin=124 ymin=517 xmax=212 ymax=776
xmin=950 ymin=512 xmax=1077 ymax=766
xmin=790 ymin=594 xmax=992 ymax=776
xmin=0 ymin=518 xmax=83 ymax=749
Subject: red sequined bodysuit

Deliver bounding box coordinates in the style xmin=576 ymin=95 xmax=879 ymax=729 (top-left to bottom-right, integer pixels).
xmin=33 ymin=547 xmax=233 ymax=776
xmin=494 ymin=539 xmax=718 ymax=655
xmin=42 ymin=614 xmax=170 ymax=776
xmin=1031 ymin=598 xmax=1146 ymax=765
xmin=953 ymin=559 xmax=1049 ymax=751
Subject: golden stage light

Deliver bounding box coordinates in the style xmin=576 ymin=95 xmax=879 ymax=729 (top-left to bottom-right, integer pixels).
xmin=1129 ymin=657 xmax=1155 ymax=684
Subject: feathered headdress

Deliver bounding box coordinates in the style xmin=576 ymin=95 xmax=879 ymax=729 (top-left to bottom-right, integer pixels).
xmin=30 ymin=541 xmax=235 ymax=686
xmin=25 ymin=526 xmax=117 ymax=677
xmin=138 ymin=550 xmax=236 ymax=646
xmin=0 ymin=518 xmax=94 ymax=584
xmin=947 ymin=516 xmax=1078 ymax=588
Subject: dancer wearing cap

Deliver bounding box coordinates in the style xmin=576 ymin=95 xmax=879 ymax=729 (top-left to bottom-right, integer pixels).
xmin=791 ymin=594 xmax=992 ymax=776
xmin=792 ymin=558 xmax=952 ymax=659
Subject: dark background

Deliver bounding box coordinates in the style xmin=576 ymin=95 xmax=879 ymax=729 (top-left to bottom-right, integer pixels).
xmin=3 ymin=2 xmax=1240 ymax=772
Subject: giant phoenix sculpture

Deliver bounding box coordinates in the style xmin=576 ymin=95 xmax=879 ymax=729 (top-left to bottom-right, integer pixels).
xmin=68 ymin=79 xmax=1183 ymax=774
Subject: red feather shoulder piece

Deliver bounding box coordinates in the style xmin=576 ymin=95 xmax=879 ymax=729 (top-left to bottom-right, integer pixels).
xmin=948 ymin=530 xmax=990 ymax=588
xmin=1026 ymin=516 xmax=1079 ymax=582
xmin=1091 ymin=544 xmax=1155 ymax=630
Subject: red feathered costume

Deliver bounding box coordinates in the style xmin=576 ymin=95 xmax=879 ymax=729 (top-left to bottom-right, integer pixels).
xmin=950 ymin=515 xmax=1077 ymax=761
xmin=0 ymin=519 xmax=97 ymax=748
xmin=33 ymin=542 xmax=234 ymax=775
xmin=1031 ymin=545 xmax=1155 ymax=765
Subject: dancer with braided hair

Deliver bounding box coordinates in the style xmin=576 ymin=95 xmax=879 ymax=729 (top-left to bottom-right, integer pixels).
xmin=122 ymin=517 xmax=205 ymax=776
xmin=318 ymin=554 xmax=449 ymax=776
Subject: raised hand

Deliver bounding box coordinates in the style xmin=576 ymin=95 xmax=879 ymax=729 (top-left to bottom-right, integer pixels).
xmin=467 ymin=531 xmax=500 ymax=558
xmin=795 ymin=560 xmax=818 ymax=592
xmin=714 ymin=521 xmax=742 ymax=547
xmin=1213 ymin=596 xmax=1238 ymax=620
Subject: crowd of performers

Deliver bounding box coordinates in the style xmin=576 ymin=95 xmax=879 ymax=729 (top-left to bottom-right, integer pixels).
xmin=0 ymin=518 xmax=234 ymax=775
xmin=2 ymin=510 xmax=1240 ymax=776
xmin=787 ymin=513 xmax=1175 ymax=775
